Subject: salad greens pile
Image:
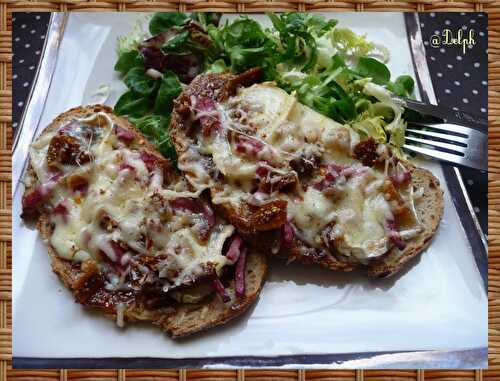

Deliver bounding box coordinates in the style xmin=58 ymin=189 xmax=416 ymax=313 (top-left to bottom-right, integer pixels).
xmin=114 ymin=12 xmax=416 ymax=160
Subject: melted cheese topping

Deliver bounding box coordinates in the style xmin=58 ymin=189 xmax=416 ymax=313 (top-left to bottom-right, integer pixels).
xmin=29 ymin=112 xmax=232 ymax=291
xmin=243 ymin=85 xmax=359 ymax=166
xmin=179 ymin=83 xmax=421 ymax=261
xmin=286 ymin=188 xmax=337 ymax=246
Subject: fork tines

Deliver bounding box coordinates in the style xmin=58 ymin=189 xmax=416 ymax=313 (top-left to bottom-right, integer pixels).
xmin=403 ymin=122 xmax=487 ymax=170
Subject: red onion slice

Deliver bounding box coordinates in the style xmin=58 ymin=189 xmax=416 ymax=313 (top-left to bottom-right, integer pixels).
xmin=118 ymin=163 xmax=136 ymax=173
xmin=255 ymin=162 xmax=271 ymax=178
xmin=22 ymin=171 xmax=64 ymax=216
xmin=99 ymin=240 xmax=130 ymax=275
xmin=390 ymin=170 xmax=412 ymax=187
xmin=52 ymin=201 xmax=69 ymax=224
xmin=225 ymin=235 xmax=243 ymax=263
xmin=170 ymin=198 xmax=216 ymax=237
xmin=235 ymin=134 xmax=264 ymax=155
xmin=201 ymin=202 xmax=215 ymax=231
xmin=139 ymin=151 xmax=158 ymax=172
xmin=235 ymin=247 xmax=247 ymax=298
xmin=194 ymin=97 xmax=221 ymax=137
xmin=385 ymin=219 xmax=406 ymax=250
xmin=170 ymin=197 xmax=199 ymax=213
xmin=109 ymin=241 xmax=126 ymax=260
xmin=48 ymin=170 xmax=64 ymax=182
xmin=22 ymin=188 xmax=46 ymax=213
xmin=115 ymin=126 xmax=135 ymax=142
xmin=281 ymin=221 xmax=295 ymax=249
xmin=213 ymin=278 xmax=230 ymax=303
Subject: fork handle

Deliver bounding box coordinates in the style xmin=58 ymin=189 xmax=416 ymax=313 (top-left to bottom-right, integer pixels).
xmin=396 ymin=98 xmax=488 ymax=131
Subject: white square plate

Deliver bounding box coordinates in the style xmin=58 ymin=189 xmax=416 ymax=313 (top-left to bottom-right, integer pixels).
xmin=12 ymin=12 xmax=487 ymax=368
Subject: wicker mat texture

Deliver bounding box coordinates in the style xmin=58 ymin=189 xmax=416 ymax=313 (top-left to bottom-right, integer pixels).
xmin=4 ymin=2 xmax=500 ymax=379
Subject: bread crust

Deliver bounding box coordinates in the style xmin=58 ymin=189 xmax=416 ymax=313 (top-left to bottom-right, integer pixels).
xmin=170 ymin=71 xmax=444 ymax=278
xmin=22 ymin=104 xmax=267 ymax=337
xmin=367 ymin=166 xmax=444 ymax=277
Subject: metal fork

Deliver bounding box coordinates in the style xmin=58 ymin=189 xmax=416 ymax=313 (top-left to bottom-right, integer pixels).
xmin=404 ymin=122 xmax=487 ymax=170
xmin=395 ymin=97 xmax=488 ymax=171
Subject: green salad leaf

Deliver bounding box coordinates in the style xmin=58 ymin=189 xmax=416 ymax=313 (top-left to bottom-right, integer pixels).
xmin=191 ymin=12 xmax=221 ymax=29
xmin=162 ymin=30 xmax=190 ymax=52
xmin=128 ymin=115 xmax=177 ymax=161
xmin=332 ymin=28 xmax=376 ymax=59
xmin=289 ymin=67 xmax=356 ymax=123
xmin=352 ymin=116 xmax=387 ymax=143
xmin=206 ymin=58 xmax=228 ymax=73
xmin=114 ymin=50 xmax=144 ymax=77
xmin=154 ymin=71 xmax=183 ymax=114
xmin=116 ymin=15 xmax=150 ymax=56
xmin=212 ymin=17 xmax=276 ymax=73
xmin=114 ymin=91 xmax=153 ymax=117
xmin=124 ymin=67 xmax=159 ymax=95
xmin=149 ymin=12 xmax=189 ymax=35
xmin=388 ymin=75 xmax=415 ymax=97
xmin=269 ymin=13 xmax=318 ymax=72
xmin=356 ymin=57 xmax=390 ymax=85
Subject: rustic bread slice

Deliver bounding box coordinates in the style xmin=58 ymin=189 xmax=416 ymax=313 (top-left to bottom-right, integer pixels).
xmin=22 ymin=104 xmax=267 ymax=337
xmin=367 ymin=167 xmax=443 ymax=277
xmin=170 ymin=70 xmax=444 ymax=278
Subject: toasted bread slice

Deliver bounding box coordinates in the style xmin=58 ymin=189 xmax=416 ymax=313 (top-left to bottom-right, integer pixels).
xmin=22 ymin=104 xmax=267 ymax=337
xmin=367 ymin=166 xmax=443 ymax=277
xmin=170 ymin=70 xmax=443 ymax=278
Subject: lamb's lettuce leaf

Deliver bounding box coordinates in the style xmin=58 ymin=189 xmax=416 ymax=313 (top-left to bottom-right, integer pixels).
xmin=153 ymin=71 xmax=182 ymax=113
xmin=114 ymin=91 xmax=153 ymax=117
xmin=149 ymin=12 xmax=189 ymax=36
xmin=124 ymin=67 xmax=159 ymax=95
xmin=206 ymin=58 xmax=229 ymax=73
xmin=388 ymin=75 xmax=415 ymax=97
xmin=191 ymin=12 xmax=221 ymax=29
xmin=114 ymin=50 xmax=144 ymax=77
xmin=128 ymin=115 xmax=177 ymax=161
xmin=356 ymin=57 xmax=390 ymax=85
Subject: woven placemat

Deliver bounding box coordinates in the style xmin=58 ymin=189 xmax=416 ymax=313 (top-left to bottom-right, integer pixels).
xmin=4 ymin=2 xmax=499 ymax=379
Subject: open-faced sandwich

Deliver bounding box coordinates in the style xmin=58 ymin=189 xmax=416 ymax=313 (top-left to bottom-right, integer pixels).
xmin=21 ymin=104 xmax=266 ymax=338
xmin=170 ymin=68 xmax=444 ymax=278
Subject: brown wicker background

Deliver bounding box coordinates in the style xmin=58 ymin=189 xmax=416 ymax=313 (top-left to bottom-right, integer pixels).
xmin=4 ymin=2 xmax=500 ymax=379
